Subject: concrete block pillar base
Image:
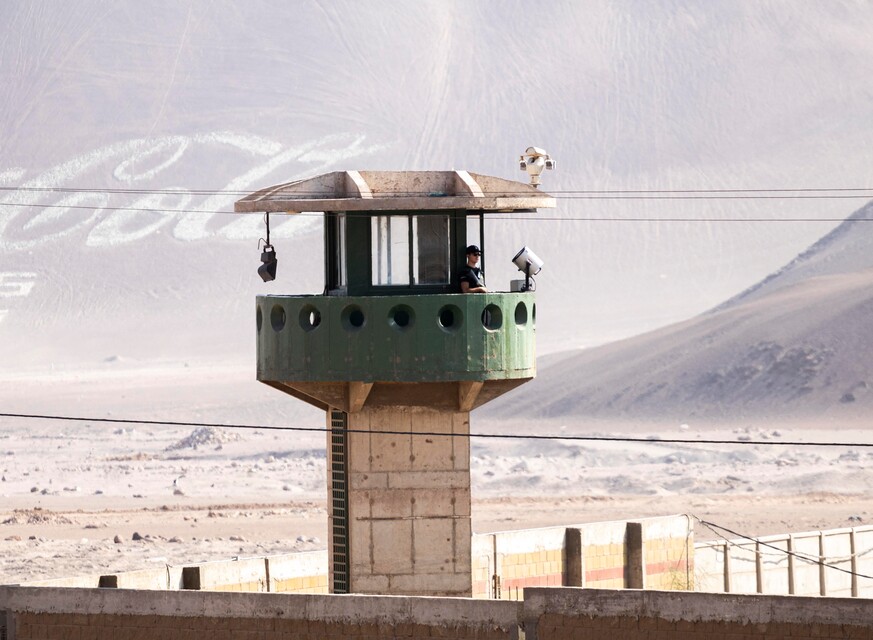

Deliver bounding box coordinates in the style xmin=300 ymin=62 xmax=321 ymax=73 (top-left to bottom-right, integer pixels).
xmin=327 ymin=407 xmax=472 ymax=597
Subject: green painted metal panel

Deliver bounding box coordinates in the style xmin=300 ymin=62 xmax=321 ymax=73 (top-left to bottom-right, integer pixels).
xmin=256 ymin=293 xmax=536 ymax=384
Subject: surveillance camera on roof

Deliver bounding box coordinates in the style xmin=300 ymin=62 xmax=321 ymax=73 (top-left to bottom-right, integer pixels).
xmin=519 ymin=147 xmax=556 ymax=187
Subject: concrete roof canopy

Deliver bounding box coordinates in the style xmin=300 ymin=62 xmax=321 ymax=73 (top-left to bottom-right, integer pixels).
xmin=234 ymin=170 xmax=556 ymax=214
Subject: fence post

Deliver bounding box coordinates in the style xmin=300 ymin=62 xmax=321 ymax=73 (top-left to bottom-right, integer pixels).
xmin=787 ymin=534 xmax=795 ymax=595
xmin=850 ymin=528 xmax=859 ymax=598
xmin=723 ymin=541 xmax=731 ymax=593
xmin=625 ymin=522 xmax=644 ymax=589
xmin=565 ymin=528 xmax=584 ymax=587
xmin=819 ymin=532 xmax=827 ymax=597
xmin=755 ymin=541 xmax=764 ymax=594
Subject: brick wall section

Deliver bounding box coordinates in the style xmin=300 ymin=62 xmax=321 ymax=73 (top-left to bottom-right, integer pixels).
xmin=471 ymin=515 xmax=693 ymax=598
xmin=641 ymin=519 xmax=693 ymax=590
xmin=499 ymin=548 xmax=564 ymax=596
xmin=582 ymin=541 xmax=625 ymax=588
xmin=522 ymin=587 xmax=873 ymax=640
xmin=12 ymin=612 xmax=515 ymax=639
xmin=268 ymin=552 xmax=329 ymax=594
xmin=20 ymin=553 xmax=329 ymax=595
xmin=270 ymin=574 xmax=329 ymax=594
xmin=0 ymin=587 xmax=520 ymax=640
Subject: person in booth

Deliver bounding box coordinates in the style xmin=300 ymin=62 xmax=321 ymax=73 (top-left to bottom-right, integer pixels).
xmin=459 ymin=244 xmax=487 ymax=293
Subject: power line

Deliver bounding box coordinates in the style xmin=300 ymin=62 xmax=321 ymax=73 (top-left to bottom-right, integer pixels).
xmin=2 ymin=193 xmax=873 ymax=202
xmin=0 ymin=201 xmax=869 ymax=224
xmin=693 ymin=516 xmax=873 ymax=582
xmin=1 ymin=412 xmax=872 ymax=448
xmin=2 ymin=185 xmax=873 ymax=196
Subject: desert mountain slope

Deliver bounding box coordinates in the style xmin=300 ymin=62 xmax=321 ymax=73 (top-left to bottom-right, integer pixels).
xmin=715 ymin=200 xmax=873 ymax=312
xmin=483 ymin=203 xmax=873 ymax=425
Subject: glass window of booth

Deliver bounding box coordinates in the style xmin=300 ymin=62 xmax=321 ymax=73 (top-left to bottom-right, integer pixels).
xmin=371 ymin=213 xmax=450 ymax=287
xmin=326 ymin=213 xmax=347 ymax=292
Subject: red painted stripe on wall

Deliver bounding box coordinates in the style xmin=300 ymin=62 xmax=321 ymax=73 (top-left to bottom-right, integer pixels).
xmin=502 ymin=573 xmax=564 ymax=589
xmin=586 ymin=560 xmax=689 ymax=584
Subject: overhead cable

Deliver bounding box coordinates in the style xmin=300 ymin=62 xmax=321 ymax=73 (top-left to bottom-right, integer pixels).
xmin=2 ymin=185 xmax=873 ymax=196
xmin=0 ymin=201 xmax=869 ymax=224
xmin=1 ymin=412 xmax=872 ymax=448
xmin=693 ymin=516 xmax=873 ymax=581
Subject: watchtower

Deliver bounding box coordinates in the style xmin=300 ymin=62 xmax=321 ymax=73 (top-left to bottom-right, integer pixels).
xmin=236 ymin=170 xmax=554 ymax=597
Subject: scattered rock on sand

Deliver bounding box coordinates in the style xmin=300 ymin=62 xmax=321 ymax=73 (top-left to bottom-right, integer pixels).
xmin=114 ymin=535 xmax=123 ymax=544
xmin=132 ymin=532 xmax=144 ymax=541
xmin=165 ymin=427 xmax=242 ymax=451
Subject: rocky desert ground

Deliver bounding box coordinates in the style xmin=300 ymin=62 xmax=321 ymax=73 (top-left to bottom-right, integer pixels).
xmin=2 ymin=365 xmax=870 ymax=584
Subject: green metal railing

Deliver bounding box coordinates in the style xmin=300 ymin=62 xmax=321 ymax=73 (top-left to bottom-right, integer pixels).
xmin=256 ymin=293 xmax=536 ymax=383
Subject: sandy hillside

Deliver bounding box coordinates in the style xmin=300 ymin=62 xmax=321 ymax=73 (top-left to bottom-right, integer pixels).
xmin=484 ymin=201 xmax=873 ymax=423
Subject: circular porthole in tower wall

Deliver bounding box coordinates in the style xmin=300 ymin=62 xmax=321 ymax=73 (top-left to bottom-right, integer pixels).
xmin=514 ymin=301 xmax=528 ymax=326
xmin=437 ymin=304 xmax=463 ymax=333
xmin=341 ymin=304 xmax=366 ymax=331
xmin=299 ymin=305 xmax=322 ymax=332
xmin=481 ymin=304 xmax=503 ymax=331
xmin=270 ymin=304 xmax=286 ymax=332
xmin=388 ymin=304 xmax=415 ymax=331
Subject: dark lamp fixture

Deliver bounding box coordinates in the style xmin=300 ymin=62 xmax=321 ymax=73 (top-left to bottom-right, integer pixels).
xmin=259 ymin=245 xmax=277 ymax=282
xmin=258 ymin=212 xmax=277 ymax=282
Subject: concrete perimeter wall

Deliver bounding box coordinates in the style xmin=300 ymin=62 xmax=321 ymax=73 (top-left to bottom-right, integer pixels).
xmin=5 ymin=585 xmax=873 ymax=639
xmin=0 ymin=586 xmax=519 ymax=640
xmin=695 ymin=524 xmax=873 ymax=598
xmin=522 ymin=587 xmax=873 ymax=639
xmin=472 ymin=514 xmax=692 ymax=599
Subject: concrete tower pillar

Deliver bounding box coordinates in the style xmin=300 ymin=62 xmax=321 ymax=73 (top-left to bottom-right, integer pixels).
xmin=330 ymin=408 xmax=471 ymax=596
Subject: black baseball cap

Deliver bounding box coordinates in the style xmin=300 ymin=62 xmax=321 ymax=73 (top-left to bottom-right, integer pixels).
xmin=466 ymin=245 xmax=481 ymax=255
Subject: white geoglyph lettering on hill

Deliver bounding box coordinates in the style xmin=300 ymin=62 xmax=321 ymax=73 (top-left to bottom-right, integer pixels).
xmin=86 ymin=191 xmax=192 ymax=247
xmin=0 ymin=272 xmax=37 ymax=298
xmin=0 ymin=133 xmax=381 ymax=249
xmin=113 ymin=137 xmax=191 ymax=183
xmin=0 ymin=168 xmax=26 ymax=183
xmin=0 ymin=272 xmax=37 ymax=326
xmin=173 ymin=133 xmax=381 ymax=241
xmin=0 ymin=138 xmax=175 ymax=249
